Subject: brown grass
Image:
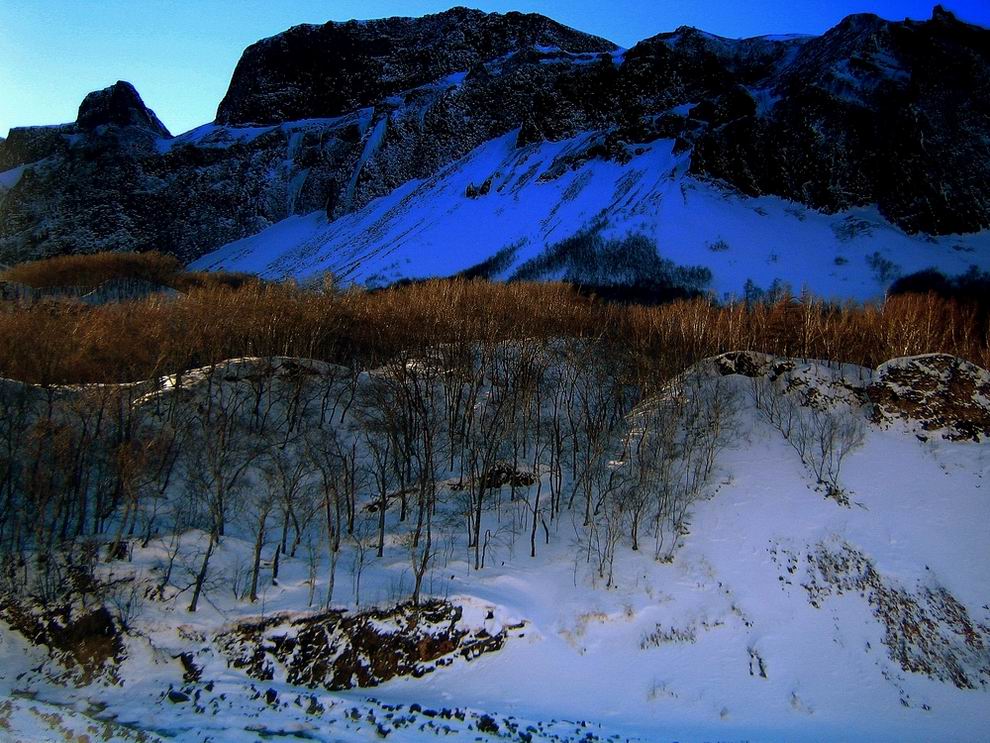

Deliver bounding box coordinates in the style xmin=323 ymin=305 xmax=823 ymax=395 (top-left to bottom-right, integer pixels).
xmin=1 ymin=251 xmax=182 ymax=289
xmin=0 ymin=251 xmax=255 ymax=292
xmin=0 ymin=277 xmax=985 ymax=386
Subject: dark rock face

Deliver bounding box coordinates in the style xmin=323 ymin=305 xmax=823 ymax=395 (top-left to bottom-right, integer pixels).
xmin=0 ymin=596 xmax=124 ymax=685
xmin=216 ymin=6 xmax=616 ymax=125
xmin=0 ymin=114 xmax=362 ymax=263
xmin=0 ymin=7 xmax=988 ymax=265
xmin=687 ymin=10 xmax=990 ymax=234
xmin=77 ymin=80 xmax=172 ymax=137
xmin=216 ymin=600 xmax=511 ymax=691
xmin=0 ymin=124 xmax=74 ymax=172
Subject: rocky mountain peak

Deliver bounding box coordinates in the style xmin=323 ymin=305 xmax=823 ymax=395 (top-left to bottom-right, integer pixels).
xmin=931 ymin=4 xmax=959 ymax=24
xmin=2 ymin=8 xmax=989 ymax=268
xmin=215 ymin=7 xmax=616 ymax=125
xmin=76 ymin=81 xmax=171 ymax=138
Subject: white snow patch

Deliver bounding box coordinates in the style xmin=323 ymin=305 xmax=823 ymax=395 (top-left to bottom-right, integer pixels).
xmin=192 ymin=130 xmax=990 ymax=300
xmin=0 ymin=164 xmax=26 ymax=191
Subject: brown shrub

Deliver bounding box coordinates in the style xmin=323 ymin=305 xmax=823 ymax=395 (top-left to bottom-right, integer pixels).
xmin=1 ymin=251 xmax=183 ymax=289
xmin=0 ymin=279 xmax=984 ymax=385
xmin=0 ymin=251 xmax=257 ymax=293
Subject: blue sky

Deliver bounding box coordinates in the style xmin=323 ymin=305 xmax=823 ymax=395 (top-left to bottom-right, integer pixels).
xmin=1 ymin=1 xmax=987 ymax=138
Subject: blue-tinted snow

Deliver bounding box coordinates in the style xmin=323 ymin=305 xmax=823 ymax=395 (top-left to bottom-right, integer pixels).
xmin=192 ymin=130 xmax=990 ymax=300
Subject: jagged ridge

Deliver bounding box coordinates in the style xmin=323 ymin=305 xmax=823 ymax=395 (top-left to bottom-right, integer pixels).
xmin=0 ymin=5 xmax=988 ymax=268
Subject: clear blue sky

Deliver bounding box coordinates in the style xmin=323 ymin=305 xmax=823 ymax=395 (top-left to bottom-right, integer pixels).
xmin=1 ymin=1 xmax=987 ymax=138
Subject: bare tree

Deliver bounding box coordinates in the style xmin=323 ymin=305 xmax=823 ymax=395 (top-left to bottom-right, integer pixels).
xmin=305 ymin=427 xmax=347 ymax=609
xmin=262 ymin=445 xmax=311 ymax=584
xmin=751 ymin=376 xmax=864 ymax=501
xmin=184 ymin=366 xmax=258 ymax=612
xmin=364 ymin=431 xmax=394 ymax=557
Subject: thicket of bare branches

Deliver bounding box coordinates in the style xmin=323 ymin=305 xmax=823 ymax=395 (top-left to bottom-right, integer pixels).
xmin=0 ymin=250 xmax=253 ymax=292
xmin=0 ymin=335 xmax=681 ymax=612
xmin=0 ymin=277 xmax=986 ymax=387
xmin=751 ymin=377 xmax=865 ymax=504
xmin=0 ymin=260 xmax=984 ymax=618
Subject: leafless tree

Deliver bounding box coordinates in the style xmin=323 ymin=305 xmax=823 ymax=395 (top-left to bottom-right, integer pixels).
xmin=751 ymin=376 xmax=864 ymax=500
xmin=183 ymin=366 xmax=258 ymax=612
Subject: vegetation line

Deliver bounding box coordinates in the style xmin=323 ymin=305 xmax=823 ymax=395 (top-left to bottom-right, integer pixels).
xmin=0 ymin=252 xmax=986 ymax=387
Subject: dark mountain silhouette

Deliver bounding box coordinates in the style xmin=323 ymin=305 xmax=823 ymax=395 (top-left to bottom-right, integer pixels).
xmin=0 ymin=5 xmax=987 ymax=266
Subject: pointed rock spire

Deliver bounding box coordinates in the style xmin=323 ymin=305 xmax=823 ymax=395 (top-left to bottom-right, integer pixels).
xmin=76 ymin=81 xmax=171 ymax=138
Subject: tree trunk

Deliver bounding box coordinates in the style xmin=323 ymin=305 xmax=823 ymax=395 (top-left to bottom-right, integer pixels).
xmin=188 ymin=532 xmax=216 ymax=613
xmin=249 ymin=508 xmax=269 ymax=602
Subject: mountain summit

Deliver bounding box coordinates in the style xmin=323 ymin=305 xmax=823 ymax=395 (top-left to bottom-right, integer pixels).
xmin=77 ymin=80 xmax=172 ymax=137
xmin=217 ymin=7 xmax=616 ymax=125
xmin=0 ymin=6 xmax=988 ymax=289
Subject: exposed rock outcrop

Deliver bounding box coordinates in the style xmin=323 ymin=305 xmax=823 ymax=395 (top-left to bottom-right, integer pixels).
xmin=216 ymin=6 xmax=616 ymax=125
xmin=869 ymin=354 xmax=990 ymax=441
xmin=216 ymin=600 xmax=513 ymax=690
xmin=712 ymin=350 xmax=990 ymax=442
xmin=77 ymin=80 xmax=172 ymax=138
xmin=0 ymin=6 xmax=987 ymax=266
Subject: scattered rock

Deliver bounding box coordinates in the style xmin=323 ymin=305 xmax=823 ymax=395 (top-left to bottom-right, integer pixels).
xmin=869 ymin=354 xmax=990 ymax=441
xmin=217 ymin=600 xmax=511 ymax=691
xmin=167 ymin=689 xmax=190 ymax=704
xmin=804 ymin=542 xmax=990 ymax=688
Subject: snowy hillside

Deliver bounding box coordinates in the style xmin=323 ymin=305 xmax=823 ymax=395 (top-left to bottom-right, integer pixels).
xmin=191 ymin=131 xmax=990 ymax=300
xmin=3 ymin=8 xmax=989 ymax=271
xmin=1 ymin=350 xmax=988 ymax=742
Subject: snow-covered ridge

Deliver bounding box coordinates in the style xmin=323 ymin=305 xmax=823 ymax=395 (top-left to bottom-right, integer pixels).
xmin=7 ymin=352 xmax=990 ymax=741
xmin=191 ymin=131 xmax=990 ymax=300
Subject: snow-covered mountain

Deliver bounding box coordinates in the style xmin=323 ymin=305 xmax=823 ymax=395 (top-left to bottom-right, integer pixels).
xmin=1 ymin=350 xmax=988 ymax=741
xmin=189 ymin=131 xmax=990 ymax=299
xmin=1 ymin=6 xmax=989 ymax=296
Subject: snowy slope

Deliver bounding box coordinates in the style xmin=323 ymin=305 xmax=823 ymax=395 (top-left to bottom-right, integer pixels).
xmin=1 ymin=352 xmax=987 ymax=742
xmin=401 ymin=413 xmax=989 ymax=741
xmin=191 ymin=132 xmax=990 ymax=300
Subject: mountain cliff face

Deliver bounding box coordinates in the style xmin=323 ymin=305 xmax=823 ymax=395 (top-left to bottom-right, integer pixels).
xmin=216 ymin=7 xmax=617 ymax=125
xmin=0 ymin=6 xmax=988 ymax=270
xmin=77 ymin=80 xmax=172 ymax=137
xmin=687 ymin=8 xmax=990 ymax=234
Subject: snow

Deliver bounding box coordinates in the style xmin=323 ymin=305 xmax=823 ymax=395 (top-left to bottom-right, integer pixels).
xmin=748 ymin=86 xmax=782 ymax=115
xmin=157 ymin=115 xmax=365 ymax=154
xmin=344 ymin=116 xmax=388 ymax=207
xmin=393 ymin=423 xmax=982 ymax=740
xmin=668 ymin=102 xmax=697 ymax=116
xmin=386 ymin=72 xmax=470 ymax=106
xmin=185 ymin=212 xmax=332 ymax=277
xmin=192 ymin=131 xmax=990 ymax=300
xmin=370 ymin=358 xmax=990 ymax=741
xmin=157 ymin=123 xmax=276 ymax=152
xmin=756 ymin=33 xmax=816 ymax=42
xmin=0 ymin=353 xmax=987 ymax=741
xmin=0 ymin=164 xmax=26 ymax=192
xmin=439 ymin=70 xmax=468 ymax=87
xmin=535 ymin=46 xmax=613 ymax=66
